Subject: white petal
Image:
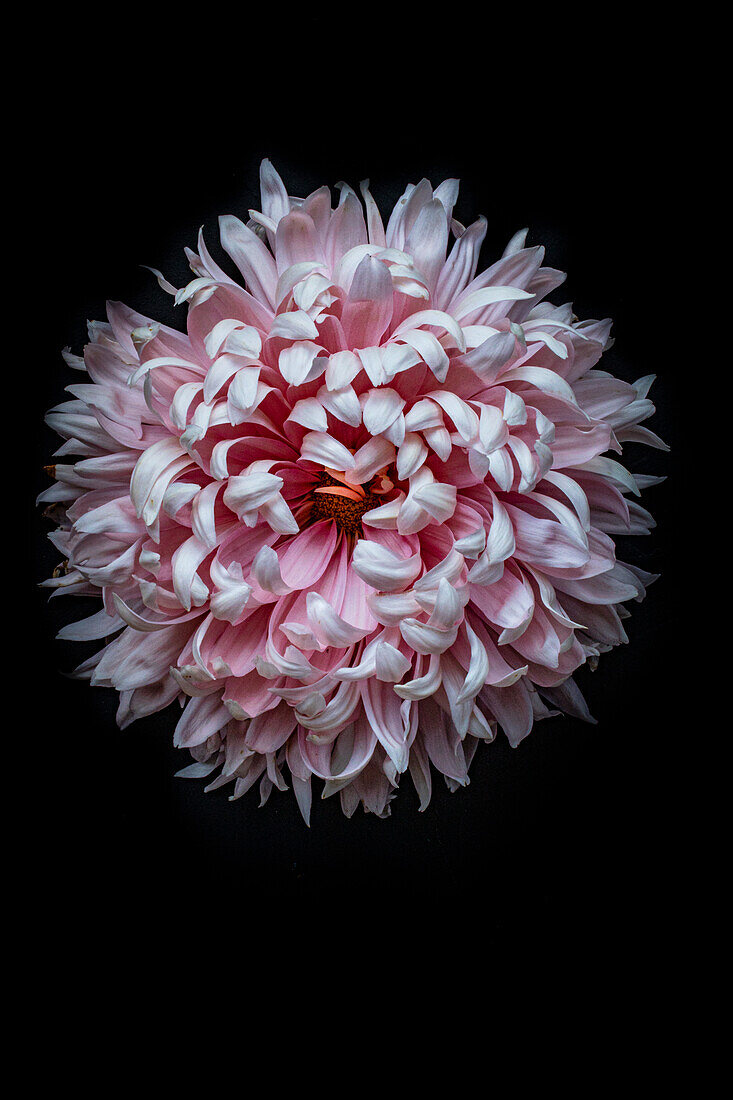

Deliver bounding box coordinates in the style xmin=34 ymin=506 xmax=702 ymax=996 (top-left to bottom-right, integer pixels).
xmin=423 ymin=577 xmax=466 ymax=628
xmin=362 ymin=388 xmax=405 ymax=436
xmin=362 ymin=494 xmax=404 ymax=530
xmin=317 ymin=384 xmax=362 ymax=427
xmin=205 ymin=319 xmax=255 ymax=360
xmin=423 ymin=426 xmax=452 ymax=461
xmin=392 ymin=309 xmax=466 ymax=352
xmin=351 ymin=541 xmax=422 ymax=592
xmin=278 ymin=341 xmax=323 ymax=385
xmin=477 ymin=403 xmax=510 ymax=453
xmin=399 ymin=618 xmax=458 ymax=655
xmin=325 ymin=350 xmax=362 ymax=390
xmin=486 ymin=499 xmax=516 ymax=562
xmin=404 ymin=398 xmax=443 ymax=433
xmin=488 ymin=448 xmax=514 ymax=491
xmin=269 ymin=310 xmax=319 ymax=341
xmin=191 ymin=482 xmax=222 ymax=549
xmin=210 ymin=559 xmax=253 ymax=623
xmin=251 ymin=545 xmax=290 ymax=595
xmin=350 ymin=436 xmax=395 ymax=483
xmin=462 ymin=330 xmax=516 ymax=379
xmin=375 ymin=642 xmax=412 ymax=682
xmin=300 ymin=431 xmax=355 ymax=471
xmin=456 ymin=624 xmax=490 ymax=703
xmin=425 ymin=391 xmax=479 ymax=443
xmin=286 ymin=398 xmax=329 ymax=432
xmin=259 ymin=494 xmax=299 ymax=534
xmin=222 ymin=325 xmax=262 ymax=359
xmin=399 ymin=329 xmax=449 ymax=381
xmin=413 ymin=548 xmax=466 ymax=591
xmin=223 ymin=472 xmax=283 ymax=517
xmin=453 ymin=526 xmax=486 ymax=559
xmin=162 ymin=481 xmax=199 ymax=519
xmin=452 ymin=285 xmax=534 ymax=322
xmin=367 ymin=591 xmax=423 ymax=625
xmin=412 ymin=480 xmax=457 ymax=522
xmin=306 ymin=593 xmax=370 ymax=647
xmin=396 ymin=433 xmax=428 ymax=480
xmin=130 ymin=437 xmax=187 ymax=519
xmin=228 ymin=366 xmax=261 ymax=410
xmin=394 ymin=654 xmax=442 ymax=700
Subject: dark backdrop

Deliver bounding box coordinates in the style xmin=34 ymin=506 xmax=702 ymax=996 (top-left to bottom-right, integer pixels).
xmin=23 ymin=82 xmax=683 ymax=958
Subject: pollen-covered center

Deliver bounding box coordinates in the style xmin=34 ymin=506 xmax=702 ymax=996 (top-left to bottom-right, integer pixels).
xmin=307 ymin=472 xmax=381 ymax=538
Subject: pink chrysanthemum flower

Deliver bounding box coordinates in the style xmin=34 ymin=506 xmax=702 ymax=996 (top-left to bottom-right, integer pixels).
xmin=40 ymin=161 xmax=665 ymax=822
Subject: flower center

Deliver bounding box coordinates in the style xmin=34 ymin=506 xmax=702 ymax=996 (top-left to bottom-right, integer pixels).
xmin=306 ymin=472 xmax=381 ymax=539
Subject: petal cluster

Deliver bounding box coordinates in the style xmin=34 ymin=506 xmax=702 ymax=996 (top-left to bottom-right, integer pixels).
xmin=40 ymin=161 xmax=665 ymax=821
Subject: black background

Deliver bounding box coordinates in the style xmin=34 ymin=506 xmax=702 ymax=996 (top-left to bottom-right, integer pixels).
xmin=20 ymin=55 xmax=686 ymax=966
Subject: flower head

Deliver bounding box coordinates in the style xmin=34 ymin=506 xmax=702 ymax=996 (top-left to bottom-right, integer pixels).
xmin=40 ymin=161 xmax=665 ymax=821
